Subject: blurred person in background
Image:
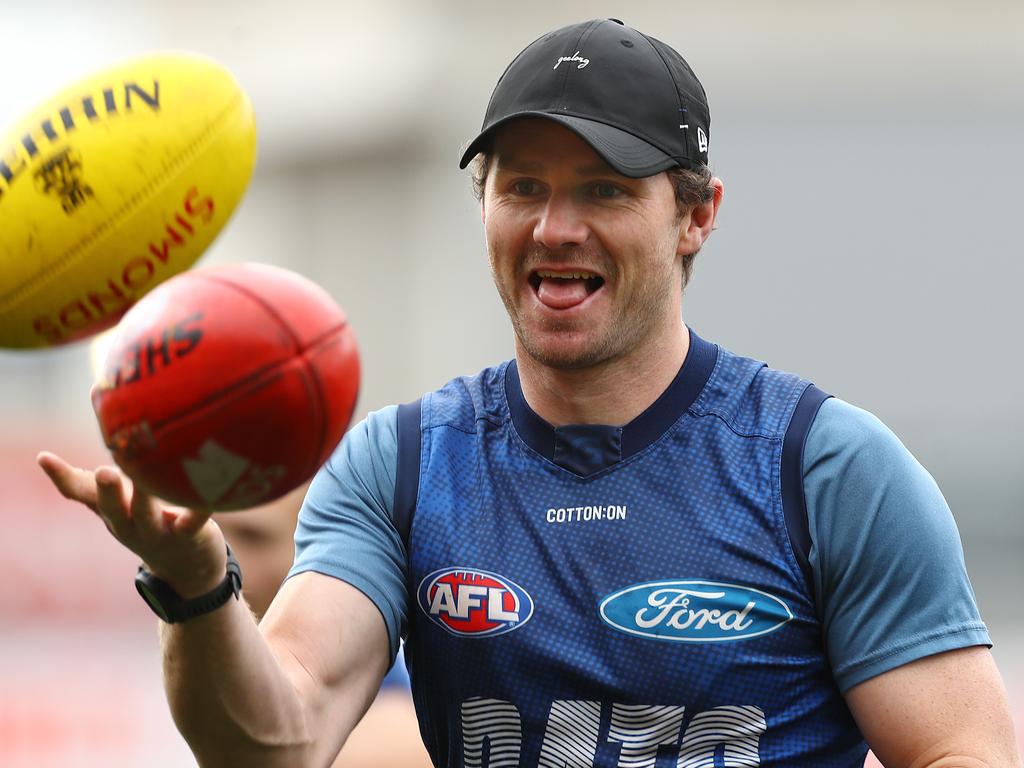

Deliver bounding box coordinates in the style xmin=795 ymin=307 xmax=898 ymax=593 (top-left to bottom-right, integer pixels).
xmin=213 ymin=483 xmax=431 ymax=768
xmin=38 ymin=17 xmax=1022 ymax=768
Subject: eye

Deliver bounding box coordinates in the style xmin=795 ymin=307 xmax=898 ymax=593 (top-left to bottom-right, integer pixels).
xmin=511 ymin=179 xmax=541 ymax=196
xmin=591 ymin=181 xmax=622 ymax=199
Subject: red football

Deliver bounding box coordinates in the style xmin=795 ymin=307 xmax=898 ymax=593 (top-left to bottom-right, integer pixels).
xmin=91 ymin=262 xmax=359 ymax=510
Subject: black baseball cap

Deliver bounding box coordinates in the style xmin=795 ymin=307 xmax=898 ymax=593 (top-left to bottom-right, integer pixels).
xmin=459 ymin=18 xmax=710 ymax=178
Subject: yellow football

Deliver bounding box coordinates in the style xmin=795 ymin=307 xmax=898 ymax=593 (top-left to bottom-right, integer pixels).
xmin=0 ymin=52 xmax=256 ymax=348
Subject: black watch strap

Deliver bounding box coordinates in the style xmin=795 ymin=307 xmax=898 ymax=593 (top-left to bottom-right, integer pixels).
xmin=135 ymin=544 xmax=243 ymax=624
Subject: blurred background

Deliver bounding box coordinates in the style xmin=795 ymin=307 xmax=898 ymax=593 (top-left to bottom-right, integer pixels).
xmin=1 ymin=0 xmax=1021 ymax=765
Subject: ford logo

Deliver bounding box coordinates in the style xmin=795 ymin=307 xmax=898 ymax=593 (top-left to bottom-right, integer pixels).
xmin=599 ymin=580 xmax=793 ymax=643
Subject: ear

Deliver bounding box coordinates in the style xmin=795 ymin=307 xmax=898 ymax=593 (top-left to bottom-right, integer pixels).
xmin=677 ymin=177 xmax=724 ymax=256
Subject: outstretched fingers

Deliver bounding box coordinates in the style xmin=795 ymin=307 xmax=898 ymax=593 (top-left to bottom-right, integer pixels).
xmin=94 ymin=465 xmax=137 ymax=539
xmin=37 ymin=451 xmax=100 ymax=514
xmin=38 ymin=453 xmax=161 ymax=547
xmin=38 ymin=451 xmax=224 ymax=592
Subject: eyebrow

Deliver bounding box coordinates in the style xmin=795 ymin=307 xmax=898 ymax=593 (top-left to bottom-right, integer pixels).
xmin=494 ymin=156 xmax=620 ymax=177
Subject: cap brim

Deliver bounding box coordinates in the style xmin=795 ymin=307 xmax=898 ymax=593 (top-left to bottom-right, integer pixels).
xmin=459 ymin=112 xmax=680 ymax=179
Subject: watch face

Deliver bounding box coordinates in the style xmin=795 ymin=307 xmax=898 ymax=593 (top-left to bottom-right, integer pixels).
xmin=134 ymin=548 xmax=239 ymax=624
xmin=136 ymin=580 xmax=172 ymax=623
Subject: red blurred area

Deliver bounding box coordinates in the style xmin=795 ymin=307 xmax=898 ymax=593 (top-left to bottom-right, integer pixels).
xmin=0 ymin=435 xmax=194 ymax=766
xmin=0 ymin=436 xmax=141 ymax=621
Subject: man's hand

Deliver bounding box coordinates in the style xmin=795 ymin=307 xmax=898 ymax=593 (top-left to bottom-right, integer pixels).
xmin=37 ymin=451 xmax=393 ymax=766
xmin=37 ymin=451 xmax=227 ymax=597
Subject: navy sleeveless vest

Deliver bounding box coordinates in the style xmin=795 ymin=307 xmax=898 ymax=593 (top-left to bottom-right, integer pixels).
xmin=397 ymin=333 xmax=865 ymax=767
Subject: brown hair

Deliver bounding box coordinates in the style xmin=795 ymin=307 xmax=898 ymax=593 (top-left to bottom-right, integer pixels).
xmin=665 ymin=164 xmax=715 ymax=287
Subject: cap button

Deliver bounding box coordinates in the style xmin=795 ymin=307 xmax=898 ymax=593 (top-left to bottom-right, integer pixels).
xmin=607 ymin=18 xmax=624 ymax=25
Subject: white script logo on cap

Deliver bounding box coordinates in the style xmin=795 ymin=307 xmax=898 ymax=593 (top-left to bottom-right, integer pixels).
xmin=553 ymin=51 xmax=589 ymax=70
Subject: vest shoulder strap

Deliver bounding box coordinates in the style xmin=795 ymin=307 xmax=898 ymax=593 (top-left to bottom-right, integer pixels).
xmin=780 ymin=384 xmax=832 ymax=601
xmin=393 ymin=398 xmax=423 ymax=550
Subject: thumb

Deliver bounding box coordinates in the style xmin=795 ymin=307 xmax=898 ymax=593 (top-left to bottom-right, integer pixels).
xmin=127 ymin=481 xmax=162 ymax=530
xmin=170 ymin=506 xmax=212 ymax=537
xmin=129 ymin=483 xmax=210 ymax=538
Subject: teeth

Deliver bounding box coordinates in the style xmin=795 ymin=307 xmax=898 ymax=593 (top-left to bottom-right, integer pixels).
xmin=535 ymin=270 xmax=598 ymax=280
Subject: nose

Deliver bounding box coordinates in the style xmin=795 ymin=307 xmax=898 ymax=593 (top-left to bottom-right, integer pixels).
xmin=533 ymin=193 xmax=589 ymax=250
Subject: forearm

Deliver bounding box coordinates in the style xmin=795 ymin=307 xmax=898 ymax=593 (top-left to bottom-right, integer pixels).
xmin=161 ymin=597 xmax=313 ymax=767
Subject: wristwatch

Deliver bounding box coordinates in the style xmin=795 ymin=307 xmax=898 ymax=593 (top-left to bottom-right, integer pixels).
xmin=135 ymin=544 xmax=243 ymax=624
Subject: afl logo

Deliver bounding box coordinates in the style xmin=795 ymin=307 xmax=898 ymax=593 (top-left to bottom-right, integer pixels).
xmin=417 ymin=567 xmax=534 ymax=638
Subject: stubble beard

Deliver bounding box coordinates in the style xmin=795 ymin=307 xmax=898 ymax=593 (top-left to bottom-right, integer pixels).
xmin=491 ymin=255 xmax=678 ymax=372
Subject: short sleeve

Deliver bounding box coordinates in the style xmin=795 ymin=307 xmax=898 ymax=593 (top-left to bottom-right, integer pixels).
xmin=287 ymin=405 xmax=408 ymax=662
xmin=804 ymin=397 xmax=990 ymax=693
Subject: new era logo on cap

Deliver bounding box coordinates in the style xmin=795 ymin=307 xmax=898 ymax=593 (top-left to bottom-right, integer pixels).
xmin=460 ymin=18 xmax=710 ymax=178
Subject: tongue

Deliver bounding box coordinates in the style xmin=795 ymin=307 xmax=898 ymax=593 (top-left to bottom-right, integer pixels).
xmin=537 ymin=278 xmax=590 ymax=309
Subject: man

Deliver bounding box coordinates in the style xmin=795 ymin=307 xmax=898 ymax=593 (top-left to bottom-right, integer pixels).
xmin=213 ymin=485 xmax=432 ymax=768
xmin=39 ymin=18 xmax=1020 ymax=767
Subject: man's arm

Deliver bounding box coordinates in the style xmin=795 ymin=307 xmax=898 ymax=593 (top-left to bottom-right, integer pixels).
xmin=39 ymin=453 xmax=388 ymax=768
xmin=164 ymin=572 xmax=390 ymax=768
xmin=846 ymin=646 xmax=1021 ymax=768
xmin=801 ymin=399 xmax=1019 ymax=764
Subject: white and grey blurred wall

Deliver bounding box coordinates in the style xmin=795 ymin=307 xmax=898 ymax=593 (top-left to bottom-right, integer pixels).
xmin=1 ymin=1 xmax=1022 ymax=763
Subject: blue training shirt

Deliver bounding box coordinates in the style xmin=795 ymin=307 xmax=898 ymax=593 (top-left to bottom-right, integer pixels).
xmin=803 ymin=400 xmax=989 ymax=692
xmin=288 ymin=333 xmax=989 ymax=766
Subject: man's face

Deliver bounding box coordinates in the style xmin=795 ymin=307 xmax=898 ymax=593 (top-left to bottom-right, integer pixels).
xmin=483 ymin=119 xmax=688 ymax=371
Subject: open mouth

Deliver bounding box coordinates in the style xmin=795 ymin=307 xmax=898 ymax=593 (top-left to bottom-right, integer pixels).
xmin=528 ymin=269 xmax=605 ymax=310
